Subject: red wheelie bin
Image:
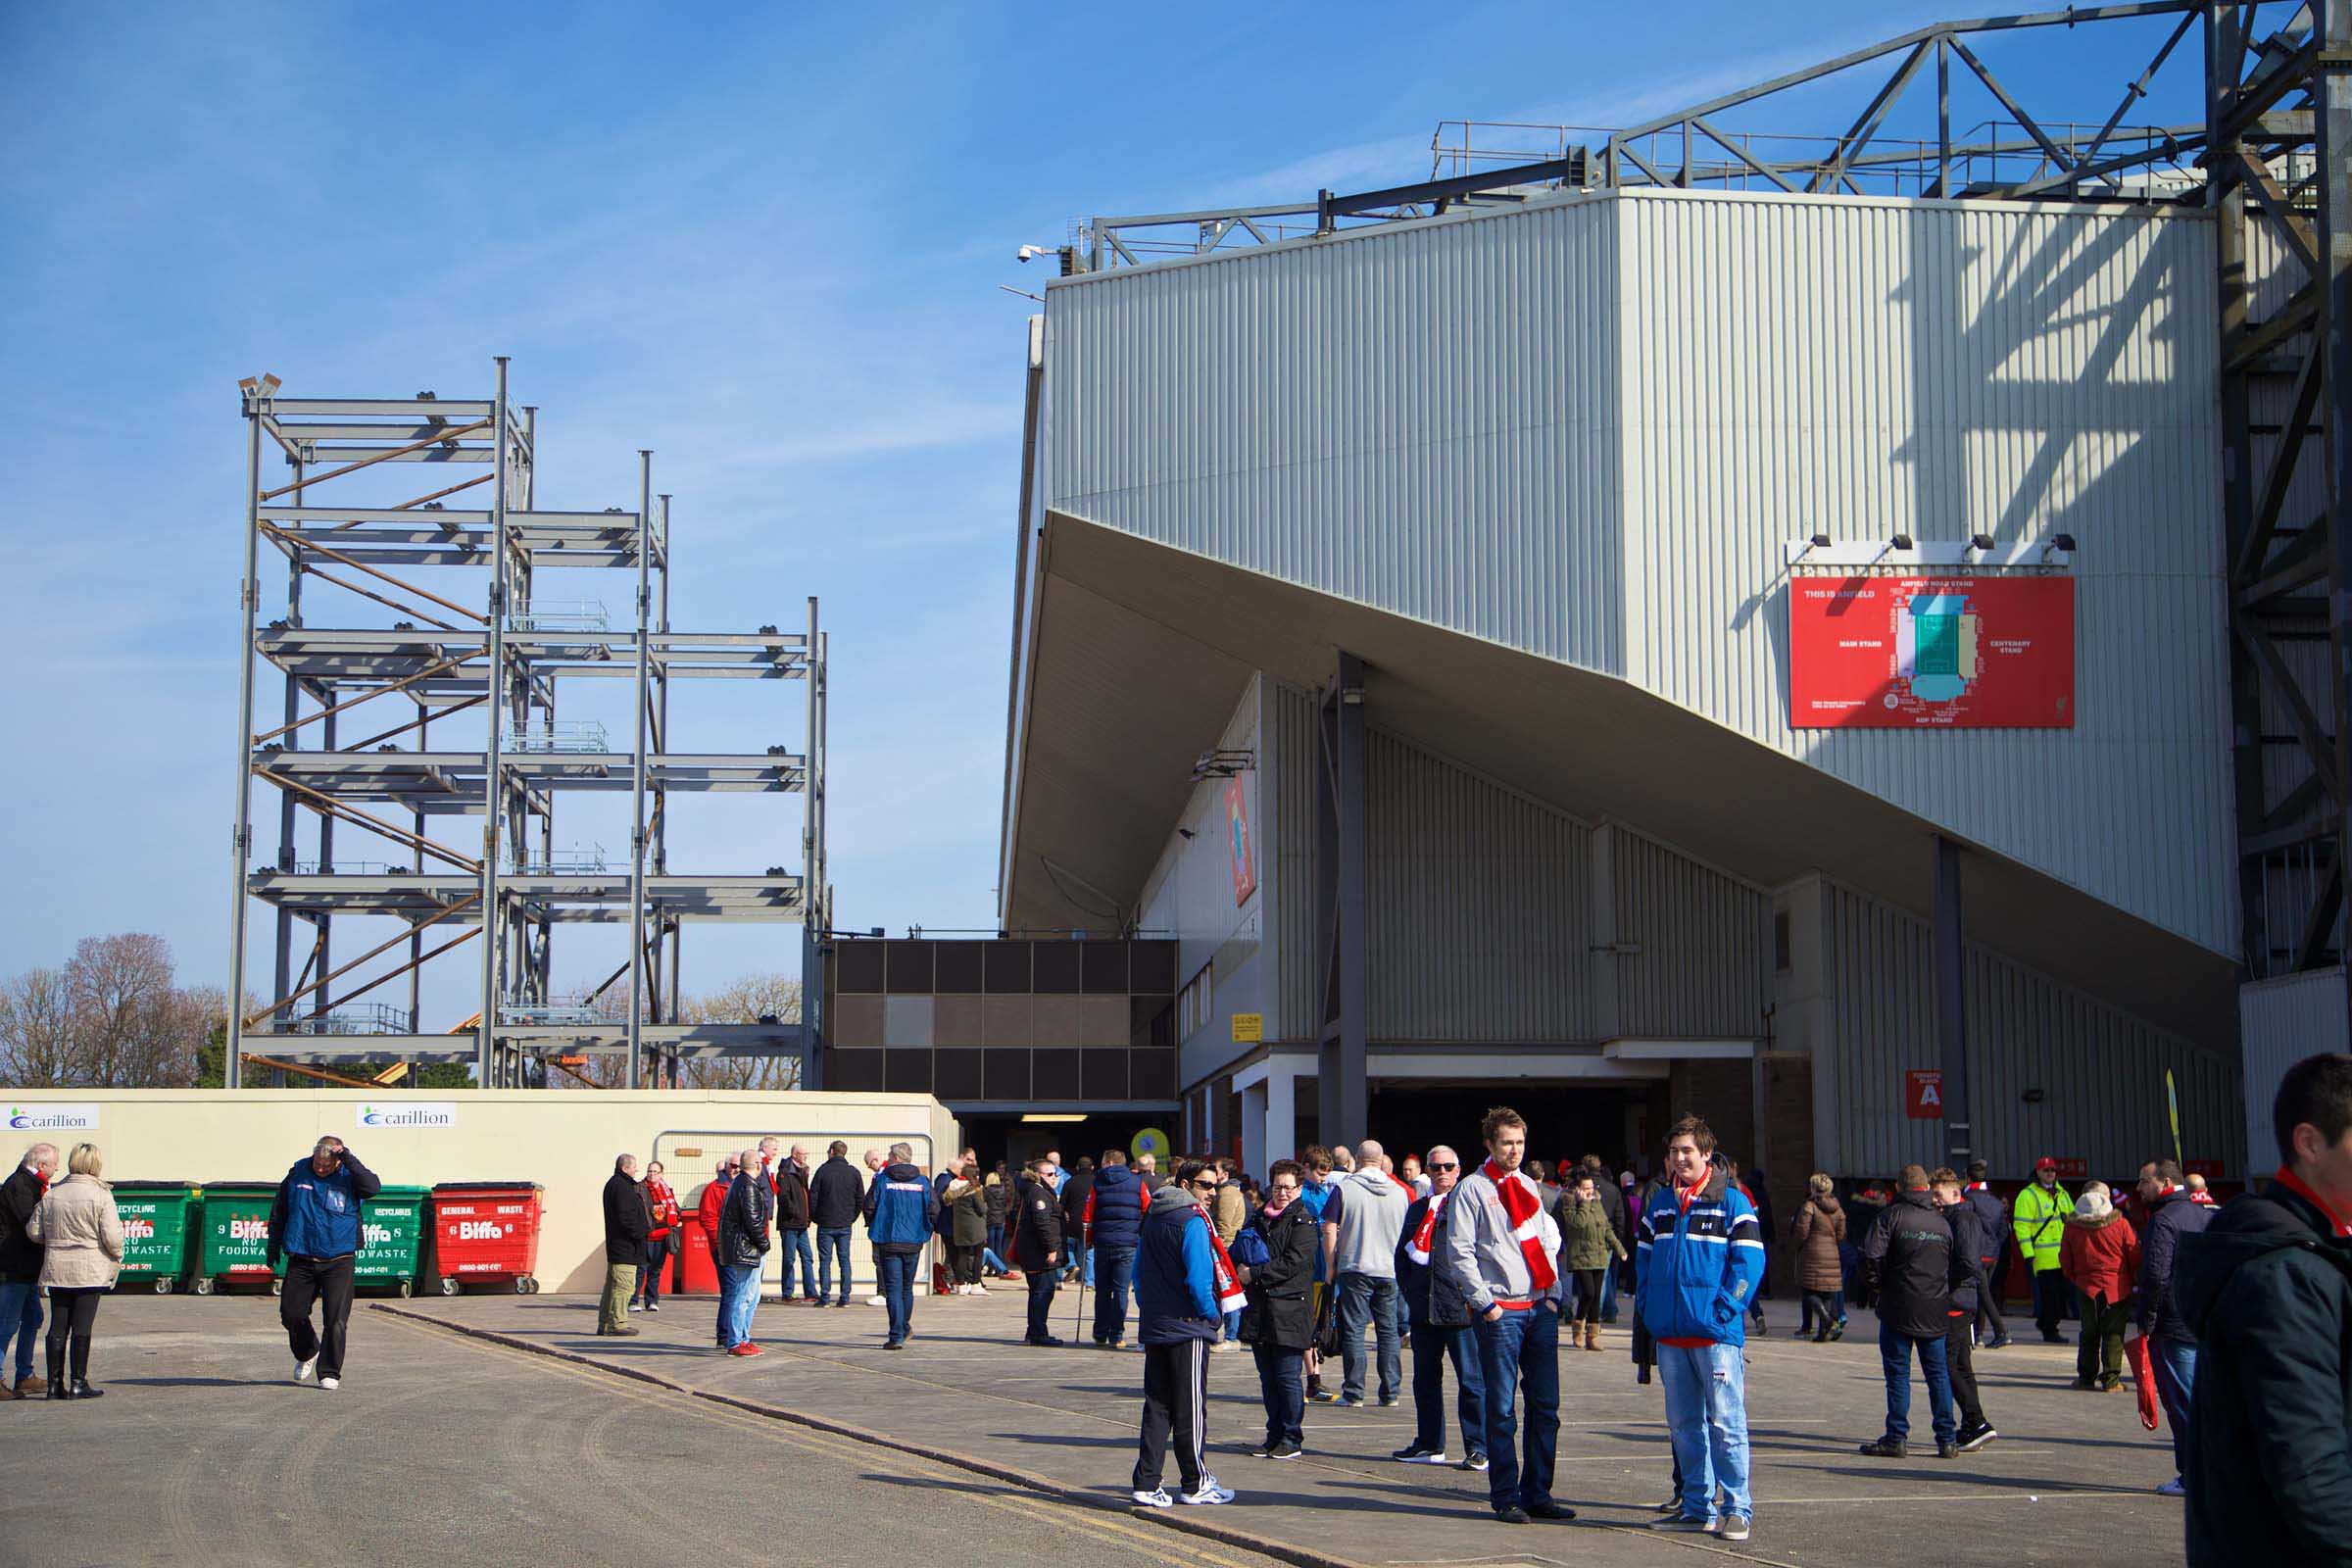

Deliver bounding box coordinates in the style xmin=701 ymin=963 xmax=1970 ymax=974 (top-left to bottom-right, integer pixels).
xmin=678 ymin=1211 xmax=719 ymax=1296
xmin=428 ymin=1182 xmax=545 ymax=1295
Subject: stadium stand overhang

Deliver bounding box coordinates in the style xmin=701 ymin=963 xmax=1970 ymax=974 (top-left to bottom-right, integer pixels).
xmin=1004 ymin=509 xmax=2236 ymax=1046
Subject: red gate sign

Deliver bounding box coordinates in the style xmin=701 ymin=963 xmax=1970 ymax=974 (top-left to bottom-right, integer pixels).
xmin=2047 ymin=1157 xmax=2089 ymax=1180
xmin=1905 ymin=1069 xmax=1944 ymax=1119
xmin=1791 ymin=574 xmax=2075 ymax=728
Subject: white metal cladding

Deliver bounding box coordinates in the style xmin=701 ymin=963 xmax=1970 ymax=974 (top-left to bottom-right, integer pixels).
xmin=1616 ymin=191 xmax=2231 ymax=959
xmin=1824 ymin=884 xmax=2243 ymax=1178
xmin=1612 ymin=829 xmax=1769 ymax=1038
xmin=1365 ymin=729 xmax=1592 ymax=1040
xmin=1268 ymin=679 xmax=1320 ymax=1043
xmin=1044 ymin=187 xmax=2233 ymax=958
xmin=1045 ymin=193 xmax=1627 ymax=676
xmin=2239 ymin=969 xmax=2347 ymax=1178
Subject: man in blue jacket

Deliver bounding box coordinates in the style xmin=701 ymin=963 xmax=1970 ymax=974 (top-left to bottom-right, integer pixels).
xmin=2133 ymin=1156 xmax=2212 ymax=1496
xmin=266 ymin=1136 xmax=382 ymax=1391
xmin=1129 ymin=1159 xmax=1234 ymax=1508
xmin=1088 ymin=1151 xmax=1148 ymax=1348
xmin=1637 ymin=1116 xmax=1765 ymax=1544
xmin=861 ymin=1143 xmax=938 ymax=1349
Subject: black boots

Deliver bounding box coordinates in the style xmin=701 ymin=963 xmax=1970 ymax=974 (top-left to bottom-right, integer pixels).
xmin=71 ymin=1380 xmax=101 ymax=1399
xmin=45 ymin=1348 xmax=67 ymax=1399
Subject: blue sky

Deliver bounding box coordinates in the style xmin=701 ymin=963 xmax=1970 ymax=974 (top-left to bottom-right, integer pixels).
xmin=0 ymin=1 xmax=2216 ymax=1020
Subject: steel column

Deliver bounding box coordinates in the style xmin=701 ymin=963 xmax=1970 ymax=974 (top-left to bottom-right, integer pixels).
xmin=477 ymin=356 xmax=511 ymax=1082
xmin=2321 ymin=0 xmax=2352 ymax=1031
xmin=1316 ymin=652 xmax=1368 ymax=1146
xmin=625 ymin=452 xmax=653 ymax=1087
xmin=1933 ymin=836 xmax=1974 ymax=1165
xmin=226 ymin=392 xmax=265 ymax=1085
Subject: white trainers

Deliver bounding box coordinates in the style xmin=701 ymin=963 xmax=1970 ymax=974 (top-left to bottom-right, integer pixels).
xmin=866 ymin=1294 xmax=888 ymax=1306
xmin=626 ymin=1299 xmax=642 ymax=1312
xmin=1178 ymin=1480 xmax=1236 ymax=1505
xmin=294 ymin=1357 xmax=318 ymax=1383
xmin=319 ymin=1376 xmax=340 ymax=1392
xmin=1131 ymin=1488 xmax=1173 ymax=1508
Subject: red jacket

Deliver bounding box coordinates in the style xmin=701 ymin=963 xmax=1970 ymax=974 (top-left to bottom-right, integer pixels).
xmin=696 ymin=1175 xmax=730 ymax=1239
xmin=645 ymin=1178 xmax=682 ymax=1242
xmin=2059 ymin=1210 xmax=2140 ymax=1301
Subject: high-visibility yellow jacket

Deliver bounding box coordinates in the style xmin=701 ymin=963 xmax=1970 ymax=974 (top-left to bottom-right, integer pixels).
xmin=2012 ymin=1179 xmax=2073 ymax=1271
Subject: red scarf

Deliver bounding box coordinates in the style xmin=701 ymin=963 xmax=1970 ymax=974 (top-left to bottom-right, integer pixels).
xmin=1405 ymin=1189 xmax=1450 ymax=1266
xmin=1208 ymin=1225 xmax=1248 ymax=1315
xmin=1482 ymin=1158 xmax=1557 ymax=1298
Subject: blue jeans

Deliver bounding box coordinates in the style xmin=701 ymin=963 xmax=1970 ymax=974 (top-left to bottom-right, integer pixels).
xmin=1659 ymin=1340 xmax=1752 ymax=1520
xmin=0 ymin=1281 xmax=40 ymax=1383
xmin=1879 ymin=1323 xmax=1956 ymax=1445
xmin=1409 ymin=1319 xmax=1486 ymax=1456
xmin=1338 ymin=1272 xmax=1402 ymax=1401
xmin=987 ymin=1222 xmax=1006 ymax=1260
xmin=815 ymin=1226 xmax=854 ymax=1304
xmin=717 ymin=1263 xmax=760 ymax=1348
xmin=1252 ymin=1342 xmax=1304 ymax=1445
xmin=1599 ymin=1263 xmax=1619 ymax=1321
xmin=2151 ymin=1338 xmax=2197 ymax=1476
xmin=1025 ymin=1264 xmax=1059 ymax=1341
xmin=1092 ymin=1246 xmax=1137 ymax=1344
xmin=1064 ymin=1238 xmax=1092 ymax=1286
xmin=983 ymin=1246 xmax=1011 ymax=1275
xmin=878 ymin=1250 xmax=917 ymax=1344
xmin=1472 ymin=1304 xmax=1560 ymax=1509
xmin=777 ymin=1228 xmax=815 ymax=1298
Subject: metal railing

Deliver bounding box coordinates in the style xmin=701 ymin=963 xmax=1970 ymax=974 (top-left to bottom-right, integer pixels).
xmin=507 ymin=719 xmax=610 ymax=753
xmin=500 ymin=1001 xmax=624 ymax=1027
xmin=508 ymin=599 xmax=610 ymax=632
xmin=283 ymin=859 xmax=405 ymax=876
xmin=287 ymin=1004 xmax=415 ymax=1035
xmin=509 ymin=843 xmax=609 ymax=874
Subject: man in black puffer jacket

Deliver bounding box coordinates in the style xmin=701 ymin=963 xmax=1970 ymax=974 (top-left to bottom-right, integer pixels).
xmin=1857 ymin=1165 xmax=1969 ymax=1459
xmin=2178 ymin=1053 xmax=2352 ymax=1566
xmin=716 ymin=1147 xmax=774 ymax=1354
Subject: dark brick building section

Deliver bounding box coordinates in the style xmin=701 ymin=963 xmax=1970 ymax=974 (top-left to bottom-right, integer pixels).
xmin=823 ymin=937 xmax=1178 ymax=1107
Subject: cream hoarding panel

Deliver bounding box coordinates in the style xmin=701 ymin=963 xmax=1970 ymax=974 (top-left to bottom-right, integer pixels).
xmin=0 ymin=1091 xmax=957 ymax=1295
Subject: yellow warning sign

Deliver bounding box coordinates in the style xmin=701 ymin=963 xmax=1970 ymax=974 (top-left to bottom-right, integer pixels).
xmin=1231 ymin=1012 xmax=1263 ymax=1043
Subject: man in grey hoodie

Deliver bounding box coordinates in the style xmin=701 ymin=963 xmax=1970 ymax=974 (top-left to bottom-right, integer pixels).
xmin=1324 ymin=1140 xmax=1410 ymax=1407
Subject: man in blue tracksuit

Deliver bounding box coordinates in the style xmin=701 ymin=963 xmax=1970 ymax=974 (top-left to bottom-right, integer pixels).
xmin=1129 ymin=1159 xmax=1234 ymax=1508
xmin=1637 ymin=1117 xmax=1766 ymax=1544
xmin=266 ymin=1135 xmax=382 ymax=1390
xmin=1088 ymin=1152 xmax=1148 ymax=1348
xmin=861 ymin=1143 xmax=938 ymax=1349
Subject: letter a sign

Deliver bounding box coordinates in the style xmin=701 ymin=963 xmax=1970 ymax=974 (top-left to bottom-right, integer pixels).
xmin=1905 ymin=1069 xmax=1944 ymax=1120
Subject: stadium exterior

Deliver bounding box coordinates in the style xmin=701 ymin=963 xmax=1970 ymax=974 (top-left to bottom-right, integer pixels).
xmin=1000 ymin=181 xmax=2262 ymax=1193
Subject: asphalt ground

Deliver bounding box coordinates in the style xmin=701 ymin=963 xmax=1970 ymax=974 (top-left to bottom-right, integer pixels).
xmin=0 ymin=1292 xmax=1290 ymax=1568
xmin=381 ymin=1281 xmax=2190 ymax=1568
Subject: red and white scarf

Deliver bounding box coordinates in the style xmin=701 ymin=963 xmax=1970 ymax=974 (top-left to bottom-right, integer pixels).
xmin=1482 ymin=1158 xmax=1557 ymax=1299
xmin=1405 ymin=1189 xmax=1451 ymax=1266
xmin=1207 ymin=1224 xmax=1248 ymax=1315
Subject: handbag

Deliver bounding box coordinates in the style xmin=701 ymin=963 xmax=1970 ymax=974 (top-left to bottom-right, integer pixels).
xmin=2123 ymin=1334 xmax=2161 ymax=1432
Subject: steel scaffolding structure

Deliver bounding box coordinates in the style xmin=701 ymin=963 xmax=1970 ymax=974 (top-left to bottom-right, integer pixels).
xmin=225 ymin=361 xmax=831 ymax=1087
xmin=1056 ymin=1 xmax=2352 ymax=1039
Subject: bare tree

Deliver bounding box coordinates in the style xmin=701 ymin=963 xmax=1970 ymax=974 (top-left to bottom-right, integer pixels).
xmin=0 ymin=966 xmax=78 ymax=1086
xmin=679 ymin=973 xmax=803 ymax=1091
xmin=66 ymin=933 xmax=192 ymax=1088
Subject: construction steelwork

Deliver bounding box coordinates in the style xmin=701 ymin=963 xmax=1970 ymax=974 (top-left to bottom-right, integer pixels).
xmin=225 ymin=361 xmax=829 ymax=1089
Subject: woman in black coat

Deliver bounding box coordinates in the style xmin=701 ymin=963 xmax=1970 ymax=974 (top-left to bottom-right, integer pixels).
xmin=1239 ymin=1160 xmax=1318 ymax=1458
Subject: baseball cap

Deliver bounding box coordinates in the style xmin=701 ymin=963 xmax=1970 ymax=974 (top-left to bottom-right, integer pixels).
xmin=2034 ymin=1156 xmax=2058 ymax=1172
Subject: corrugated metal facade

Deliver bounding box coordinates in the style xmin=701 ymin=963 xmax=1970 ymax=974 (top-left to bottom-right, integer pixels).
xmin=1045 ymin=187 xmax=2232 ymax=958
xmin=1047 ymin=195 xmax=1627 ymax=676
xmin=1824 ymin=884 xmax=2243 ymax=1176
xmin=2239 ymin=968 xmax=2347 ymax=1178
xmin=1612 ymin=830 xmax=1769 ymax=1038
xmin=1366 ymin=730 xmax=1592 ymax=1040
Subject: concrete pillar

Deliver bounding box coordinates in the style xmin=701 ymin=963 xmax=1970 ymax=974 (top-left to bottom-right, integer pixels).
xmin=1265 ymin=1070 xmax=1298 ymax=1166
xmin=1241 ymin=1081 xmax=1269 ymax=1182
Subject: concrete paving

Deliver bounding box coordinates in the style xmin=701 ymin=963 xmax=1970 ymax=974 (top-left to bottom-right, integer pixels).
xmin=382 ymin=1283 xmax=2192 ymax=1567
xmin=0 ymin=1293 xmax=1290 ymax=1568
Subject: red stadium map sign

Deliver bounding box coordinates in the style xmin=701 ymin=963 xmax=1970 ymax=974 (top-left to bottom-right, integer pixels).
xmin=1790 ymin=575 xmax=2075 ymax=729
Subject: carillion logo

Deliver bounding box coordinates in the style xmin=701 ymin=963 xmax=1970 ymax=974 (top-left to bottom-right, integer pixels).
xmin=6 ymin=1104 xmax=99 ymax=1131
xmin=358 ymin=1102 xmax=457 ymax=1129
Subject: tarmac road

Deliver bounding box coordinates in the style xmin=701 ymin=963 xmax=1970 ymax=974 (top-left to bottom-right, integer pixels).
xmin=0 ymin=1296 xmax=1290 ymax=1568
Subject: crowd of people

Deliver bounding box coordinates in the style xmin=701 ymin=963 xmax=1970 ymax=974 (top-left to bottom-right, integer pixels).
xmin=587 ymin=1063 xmax=2352 ymax=1559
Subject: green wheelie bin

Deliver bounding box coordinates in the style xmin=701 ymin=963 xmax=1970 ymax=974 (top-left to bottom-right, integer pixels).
xmin=191 ymin=1182 xmax=280 ymax=1296
xmin=112 ymin=1183 xmax=198 ymax=1294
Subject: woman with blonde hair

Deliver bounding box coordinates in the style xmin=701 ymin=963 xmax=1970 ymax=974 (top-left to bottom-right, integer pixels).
xmin=26 ymin=1142 xmax=122 ymax=1398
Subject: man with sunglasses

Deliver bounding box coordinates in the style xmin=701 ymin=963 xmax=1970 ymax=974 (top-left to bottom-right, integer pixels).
xmin=1130 ymin=1160 xmax=1236 ymax=1508
xmin=1396 ymin=1145 xmax=1486 ymax=1470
